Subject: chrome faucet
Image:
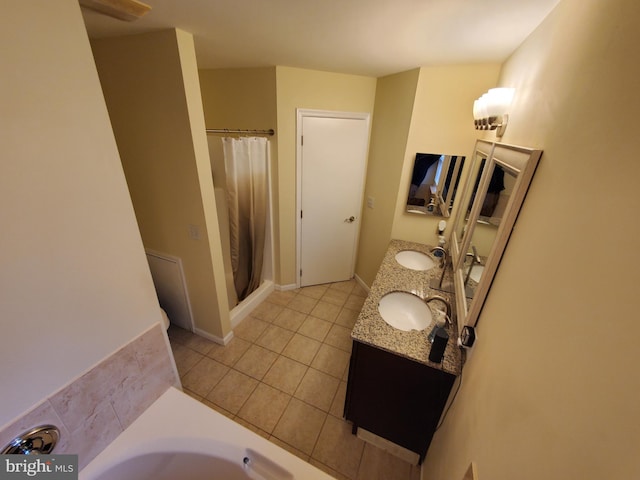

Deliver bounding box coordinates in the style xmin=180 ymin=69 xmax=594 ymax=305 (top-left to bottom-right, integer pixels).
xmin=430 ymin=246 xmax=447 ymax=268
xmin=425 ymin=295 xmax=451 ymax=323
xmin=464 ymin=245 xmax=481 ymax=286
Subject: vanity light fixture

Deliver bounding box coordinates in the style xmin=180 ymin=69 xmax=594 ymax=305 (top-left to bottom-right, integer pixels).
xmin=473 ymin=88 xmax=515 ymax=138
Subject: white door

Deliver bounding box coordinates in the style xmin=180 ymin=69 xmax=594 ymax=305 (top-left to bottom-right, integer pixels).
xmin=297 ymin=110 xmax=370 ymax=287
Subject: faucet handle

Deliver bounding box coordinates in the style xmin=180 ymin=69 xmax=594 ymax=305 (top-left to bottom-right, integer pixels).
xmin=430 ymin=246 xmax=447 ymax=267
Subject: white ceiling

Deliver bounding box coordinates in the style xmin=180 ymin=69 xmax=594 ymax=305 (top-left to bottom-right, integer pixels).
xmin=82 ymin=0 xmax=561 ymax=77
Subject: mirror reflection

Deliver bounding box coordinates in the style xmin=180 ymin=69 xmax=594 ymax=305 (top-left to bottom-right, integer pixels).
xmin=406 ymin=153 xmax=465 ymax=217
xmin=463 ymin=165 xmax=517 ymax=297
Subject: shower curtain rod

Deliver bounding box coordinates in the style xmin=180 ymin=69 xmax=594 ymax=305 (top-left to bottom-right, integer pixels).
xmin=206 ymin=128 xmax=275 ymax=136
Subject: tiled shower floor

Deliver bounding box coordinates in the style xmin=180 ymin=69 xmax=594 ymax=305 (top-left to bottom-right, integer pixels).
xmin=168 ymin=279 xmax=421 ymax=480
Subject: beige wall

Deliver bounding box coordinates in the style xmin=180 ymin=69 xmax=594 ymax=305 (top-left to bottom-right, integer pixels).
xmin=355 ymin=70 xmax=420 ymax=286
xmin=275 ymin=67 xmax=377 ymax=286
xmin=422 ymin=0 xmax=640 ymax=479
xmin=355 ymin=65 xmax=500 ymax=287
xmin=391 ymin=65 xmax=501 ymax=245
xmin=199 ymin=68 xmax=277 ymax=131
xmin=92 ymin=30 xmax=231 ymax=340
xmin=199 ymin=67 xmax=278 ymax=190
xmin=0 ymin=2 xmax=162 ymax=426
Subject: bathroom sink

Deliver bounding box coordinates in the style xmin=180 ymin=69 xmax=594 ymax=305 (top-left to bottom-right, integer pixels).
xmin=395 ymin=250 xmax=436 ymax=271
xmin=378 ymin=292 xmax=433 ymax=331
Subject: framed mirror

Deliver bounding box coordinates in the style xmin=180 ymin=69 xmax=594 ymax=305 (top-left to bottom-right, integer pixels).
xmin=449 ymin=140 xmax=494 ymax=268
xmin=405 ymin=153 xmax=465 ymax=217
xmin=452 ymin=141 xmax=542 ymax=328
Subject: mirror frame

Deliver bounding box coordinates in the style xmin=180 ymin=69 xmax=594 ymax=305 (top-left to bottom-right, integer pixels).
xmin=449 ymin=140 xmax=494 ymax=268
xmin=451 ymin=140 xmax=542 ymax=329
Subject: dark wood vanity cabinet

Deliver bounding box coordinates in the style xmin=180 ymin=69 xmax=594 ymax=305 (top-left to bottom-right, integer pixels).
xmin=344 ymin=340 xmax=456 ymax=464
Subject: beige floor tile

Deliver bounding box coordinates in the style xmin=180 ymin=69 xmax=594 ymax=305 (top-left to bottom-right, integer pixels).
xmin=356 ymin=443 xmax=415 ymax=480
xmin=251 ymin=301 xmax=284 ymax=322
xmin=237 ymin=383 xmax=291 ymax=433
xmin=234 ymin=316 xmax=269 ymax=342
xmin=335 ymin=308 xmax=359 ymax=329
xmin=269 ymin=436 xmax=310 ymax=462
xmin=205 ymin=369 xmax=258 ymax=414
xmin=167 ymin=279 xmax=385 ymax=479
xmin=167 ymin=325 xmax=193 ymax=345
xmin=312 ymin=415 xmax=365 ymax=479
xmin=310 ymin=300 xmax=342 ymax=322
xmin=325 ymin=324 xmax=354 ymax=352
xmin=309 ymin=459 xmax=349 ymax=480
xmin=282 ymin=334 xmax=322 ymax=365
xmin=329 ymin=280 xmax=356 ymax=294
xmin=207 ymin=337 xmax=251 ymax=366
xmin=273 ymin=308 xmax=307 ymax=332
xmin=262 ymin=356 xmax=308 ymax=395
xmin=295 ymin=368 xmax=340 ymax=412
xmin=234 ymin=417 xmax=271 ymax=440
xmin=201 ymin=399 xmax=235 ymax=420
xmin=180 ymin=332 xmax=217 ymax=355
xmin=298 ymin=316 xmax=332 ymax=342
xmin=256 ymin=324 xmax=294 ymax=354
xmin=181 ymin=357 xmax=229 ymax=397
xmin=272 ymin=398 xmax=327 ymax=455
xmin=170 ymin=343 xmax=203 ymax=376
xmin=329 ymin=381 xmax=347 ymax=418
xmin=344 ymin=294 xmax=365 ymax=312
xmin=234 ymin=345 xmax=278 ymax=380
xmin=287 ymin=294 xmax=318 ymax=314
xmin=299 ymin=284 xmax=329 ymax=299
xmin=311 ymin=344 xmax=350 ymax=379
xmin=409 ymin=463 xmax=421 ymax=480
xmin=321 ymin=289 xmax=349 ymax=307
xmin=182 ymin=388 xmax=203 ymax=402
xmin=351 ymin=283 xmax=368 ymax=298
xmin=267 ymin=290 xmax=297 ymax=306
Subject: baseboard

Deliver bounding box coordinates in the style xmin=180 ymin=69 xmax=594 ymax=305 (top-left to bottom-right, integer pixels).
xmin=230 ymin=280 xmax=275 ymax=329
xmin=354 ymin=274 xmax=370 ymax=294
xmin=194 ymin=327 xmax=233 ymax=346
xmin=356 ymin=428 xmax=419 ymax=465
xmin=276 ymin=283 xmax=298 ymax=292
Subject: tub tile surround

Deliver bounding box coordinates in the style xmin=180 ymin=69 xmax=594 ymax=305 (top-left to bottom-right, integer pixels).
xmin=351 ymin=239 xmax=463 ymax=375
xmin=0 ymin=323 xmax=179 ymax=469
xmin=169 ymin=279 xmax=421 ymax=480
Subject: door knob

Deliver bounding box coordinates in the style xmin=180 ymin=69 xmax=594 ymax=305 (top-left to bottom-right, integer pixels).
xmin=344 ymin=216 xmax=356 ymax=223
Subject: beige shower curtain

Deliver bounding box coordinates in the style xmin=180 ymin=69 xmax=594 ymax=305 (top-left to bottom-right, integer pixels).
xmin=222 ymin=136 xmax=268 ymax=301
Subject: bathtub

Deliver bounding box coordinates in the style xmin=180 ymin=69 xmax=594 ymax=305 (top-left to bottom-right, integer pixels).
xmin=79 ymin=387 xmax=335 ymax=480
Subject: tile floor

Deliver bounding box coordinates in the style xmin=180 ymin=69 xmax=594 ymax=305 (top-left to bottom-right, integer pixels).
xmin=168 ymin=279 xmax=421 ymax=480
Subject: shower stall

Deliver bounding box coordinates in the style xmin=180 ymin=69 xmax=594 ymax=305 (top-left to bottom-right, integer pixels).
xmin=207 ymin=131 xmax=275 ymax=327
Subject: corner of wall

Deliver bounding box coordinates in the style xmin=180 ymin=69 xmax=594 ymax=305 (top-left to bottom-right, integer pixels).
xmin=175 ymin=29 xmax=232 ymax=339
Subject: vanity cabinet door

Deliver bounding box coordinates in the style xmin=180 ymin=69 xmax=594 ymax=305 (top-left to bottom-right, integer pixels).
xmin=344 ymin=341 xmax=455 ymax=463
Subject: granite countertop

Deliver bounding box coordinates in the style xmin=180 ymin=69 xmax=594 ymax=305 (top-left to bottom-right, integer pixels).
xmin=351 ymin=239 xmax=463 ymax=376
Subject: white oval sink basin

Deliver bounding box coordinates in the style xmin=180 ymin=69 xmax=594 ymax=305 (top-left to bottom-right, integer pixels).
xmin=378 ymin=292 xmax=433 ymax=331
xmin=395 ymin=250 xmax=436 ymax=271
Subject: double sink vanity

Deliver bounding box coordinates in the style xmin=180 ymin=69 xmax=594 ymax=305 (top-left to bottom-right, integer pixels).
xmin=344 ymin=140 xmax=543 ymax=464
xmin=345 ymin=239 xmax=461 ymax=464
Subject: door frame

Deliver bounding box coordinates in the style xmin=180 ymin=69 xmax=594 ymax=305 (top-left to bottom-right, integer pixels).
xmin=295 ymin=108 xmax=371 ymax=288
